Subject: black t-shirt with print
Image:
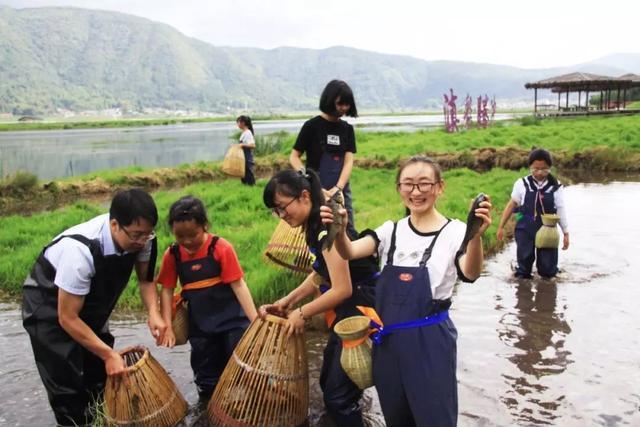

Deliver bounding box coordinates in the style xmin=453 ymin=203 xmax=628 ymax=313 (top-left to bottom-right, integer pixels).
xmin=293 ymin=115 xmax=356 ymax=172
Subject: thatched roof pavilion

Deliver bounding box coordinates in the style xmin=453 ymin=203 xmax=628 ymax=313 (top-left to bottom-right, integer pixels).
xmin=525 ymin=72 xmax=639 ymax=115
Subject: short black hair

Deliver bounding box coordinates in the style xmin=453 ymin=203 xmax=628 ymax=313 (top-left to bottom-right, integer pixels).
xmin=528 ymin=148 xmax=552 ymax=166
xmin=168 ymin=195 xmax=209 ymax=227
xmin=319 ymin=80 xmax=358 ymax=118
xmin=109 ymin=188 xmax=158 ymax=227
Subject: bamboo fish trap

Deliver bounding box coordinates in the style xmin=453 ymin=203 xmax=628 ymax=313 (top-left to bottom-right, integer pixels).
xmin=535 ymin=213 xmax=561 ymax=249
xmin=207 ymin=315 xmax=309 ymax=427
xmin=171 ymin=298 xmax=189 ymax=346
xmin=263 ymin=219 xmax=313 ymax=275
xmin=334 ymin=316 xmax=374 ymax=390
xmin=221 ymin=144 xmax=246 ymax=177
xmin=104 ymin=346 xmax=188 ymax=427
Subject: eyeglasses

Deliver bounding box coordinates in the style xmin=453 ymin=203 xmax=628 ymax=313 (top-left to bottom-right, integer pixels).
xmin=397 ymin=181 xmax=438 ymax=193
xmin=530 ymin=167 xmax=551 ymax=174
xmin=121 ymin=226 xmax=156 ymax=242
xmin=271 ymin=197 xmax=297 ymax=218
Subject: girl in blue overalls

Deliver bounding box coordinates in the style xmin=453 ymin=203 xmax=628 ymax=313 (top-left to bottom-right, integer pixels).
xmin=260 ymin=168 xmax=379 ymax=427
xmin=157 ymin=196 xmax=257 ymax=400
xmin=497 ymin=149 xmax=570 ymax=278
xmin=321 ymin=156 xmax=492 ymax=427
xmin=289 ymin=79 xmax=359 ymax=237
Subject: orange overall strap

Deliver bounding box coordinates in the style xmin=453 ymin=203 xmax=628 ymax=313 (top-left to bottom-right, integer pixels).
xmin=325 ymin=310 xmax=337 ymax=328
xmin=356 ymin=305 xmax=383 ymax=327
xmin=181 ymin=277 xmax=223 ymax=291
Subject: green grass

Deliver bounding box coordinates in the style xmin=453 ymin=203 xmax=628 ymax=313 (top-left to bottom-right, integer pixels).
xmin=0 ymin=167 xmax=521 ymax=309
xmin=355 ymin=115 xmax=640 ymax=159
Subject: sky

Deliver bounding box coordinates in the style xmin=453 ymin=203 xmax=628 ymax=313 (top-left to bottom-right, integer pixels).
xmin=1 ymin=0 xmax=639 ymax=69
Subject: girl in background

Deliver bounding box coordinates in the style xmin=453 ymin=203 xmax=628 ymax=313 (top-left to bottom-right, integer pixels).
xmin=157 ymin=195 xmax=257 ymax=401
xmin=322 ymin=156 xmax=492 ymax=427
xmin=237 ymin=115 xmax=256 ymax=185
xmin=289 ymin=80 xmax=359 ymax=237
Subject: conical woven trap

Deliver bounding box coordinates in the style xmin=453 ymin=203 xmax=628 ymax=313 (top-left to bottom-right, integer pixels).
xmin=104 ymin=346 xmax=188 ymax=427
xmin=263 ymin=219 xmax=313 ymax=275
xmin=207 ymin=315 xmax=309 ymax=426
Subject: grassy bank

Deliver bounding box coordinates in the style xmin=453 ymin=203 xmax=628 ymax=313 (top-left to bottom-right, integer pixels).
xmin=2 ymin=115 xmax=639 ymax=217
xmin=0 ymin=167 xmax=520 ymax=309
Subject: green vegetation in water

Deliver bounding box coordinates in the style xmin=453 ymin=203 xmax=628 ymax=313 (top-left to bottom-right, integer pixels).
xmin=0 ymin=167 xmax=520 ymax=309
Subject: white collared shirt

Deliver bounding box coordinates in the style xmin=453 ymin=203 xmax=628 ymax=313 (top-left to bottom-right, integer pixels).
xmin=43 ymin=214 xmax=151 ymax=295
xmin=511 ymin=176 xmax=569 ymax=232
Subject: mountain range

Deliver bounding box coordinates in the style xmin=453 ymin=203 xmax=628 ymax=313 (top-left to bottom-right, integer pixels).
xmin=1 ymin=5 xmax=638 ymax=114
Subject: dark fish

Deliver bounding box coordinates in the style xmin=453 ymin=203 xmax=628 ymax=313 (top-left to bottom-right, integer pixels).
xmin=322 ymin=190 xmax=344 ymax=251
xmin=459 ymin=193 xmax=487 ymax=254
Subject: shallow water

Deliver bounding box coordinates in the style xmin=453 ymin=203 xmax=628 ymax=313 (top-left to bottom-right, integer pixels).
xmin=0 ymin=114 xmax=516 ymax=180
xmin=1 ymin=182 xmax=639 ymax=426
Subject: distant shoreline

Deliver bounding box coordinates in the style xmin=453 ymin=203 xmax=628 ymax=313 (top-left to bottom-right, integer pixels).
xmin=0 ymin=109 xmax=532 ymax=132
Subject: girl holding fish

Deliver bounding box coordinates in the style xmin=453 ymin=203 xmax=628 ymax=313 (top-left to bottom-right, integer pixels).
xmin=260 ymin=168 xmax=379 ymax=427
xmin=321 ymin=155 xmax=492 ymax=427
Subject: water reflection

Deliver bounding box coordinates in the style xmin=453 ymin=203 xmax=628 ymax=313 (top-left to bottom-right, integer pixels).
xmin=498 ymin=278 xmax=572 ymax=425
xmin=0 ymin=114 xmax=517 ymax=180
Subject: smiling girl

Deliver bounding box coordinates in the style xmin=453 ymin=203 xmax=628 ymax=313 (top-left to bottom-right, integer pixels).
xmin=260 ymin=168 xmax=379 ymax=426
xmin=157 ymin=195 xmax=257 ymax=401
xmin=321 ymin=155 xmax=492 ymax=427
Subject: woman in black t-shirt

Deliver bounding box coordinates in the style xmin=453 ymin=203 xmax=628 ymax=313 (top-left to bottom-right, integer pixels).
xmin=260 ymin=168 xmax=378 ymax=427
xmin=290 ymin=79 xmax=359 ymax=237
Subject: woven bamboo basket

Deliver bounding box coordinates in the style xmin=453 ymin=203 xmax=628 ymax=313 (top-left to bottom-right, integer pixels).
xmin=333 ymin=316 xmax=373 ymax=390
xmin=172 ymin=299 xmax=189 ymax=346
xmin=263 ymin=219 xmax=313 ymax=275
xmin=221 ymin=145 xmax=246 ymax=177
xmin=207 ymin=315 xmax=309 ymax=427
xmin=535 ymin=214 xmax=560 ymax=249
xmin=104 ymin=346 xmax=188 ymax=427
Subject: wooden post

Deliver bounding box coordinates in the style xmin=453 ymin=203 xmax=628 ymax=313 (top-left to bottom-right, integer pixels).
xmin=623 ymin=88 xmax=627 ymax=110
xmin=534 ymin=88 xmax=538 ymax=114
xmin=616 ymin=85 xmax=621 ymax=110
xmin=600 ymin=91 xmax=603 ymax=110
xmin=565 ymin=91 xmax=569 ymax=109
xmin=578 ymin=91 xmax=581 ymax=108
xmin=586 ymin=90 xmax=590 ymax=115
xmin=557 ymin=92 xmax=561 ymax=110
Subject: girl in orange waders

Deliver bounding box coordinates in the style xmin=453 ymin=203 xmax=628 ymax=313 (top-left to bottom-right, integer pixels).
xmin=259 ymin=168 xmax=379 ymax=427
xmin=157 ymin=196 xmax=257 ymax=401
xmin=321 ymin=156 xmax=492 ymax=427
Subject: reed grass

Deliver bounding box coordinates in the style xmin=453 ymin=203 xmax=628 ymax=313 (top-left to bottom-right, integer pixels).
xmin=0 ymin=167 xmax=520 ymax=308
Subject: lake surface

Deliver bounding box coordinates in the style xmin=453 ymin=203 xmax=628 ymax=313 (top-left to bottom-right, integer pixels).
xmin=1 ymin=182 xmax=638 ymax=426
xmin=0 ymin=114 xmax=516 ymax=180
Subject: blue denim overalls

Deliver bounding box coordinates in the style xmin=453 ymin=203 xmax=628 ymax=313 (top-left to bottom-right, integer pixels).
xmin=514 ymin=175 xmax=560 ymax=278
xmin=372 ymin=221 xmax=458 ymax=427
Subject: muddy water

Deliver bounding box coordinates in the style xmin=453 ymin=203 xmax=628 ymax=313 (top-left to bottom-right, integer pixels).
xmin=1 ymin=182 xmax=639 ymax=426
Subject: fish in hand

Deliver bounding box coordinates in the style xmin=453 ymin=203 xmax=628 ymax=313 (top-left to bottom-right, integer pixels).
xmin=322 ymin=190 xmax=344 ymax=252
xmin=459 ymin=193 xmax=487 ymax=254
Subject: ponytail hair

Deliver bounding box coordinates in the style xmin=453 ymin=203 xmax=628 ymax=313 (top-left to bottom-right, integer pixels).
xmin=263 ymin=168 xmax=325 ymax=246
xmin=236 ymin=115 xmax=254 ymax=135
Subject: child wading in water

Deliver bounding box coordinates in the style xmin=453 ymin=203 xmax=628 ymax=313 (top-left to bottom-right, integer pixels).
xmin=497 ymin=148 xmax=569 ymax=278
xmin=321 ymin=155 xmax=492 ymax=427
xmin=157 ymin=196 xmax=257 ymax=400
xmin=237 ymin=115 xmax=256 ymax=186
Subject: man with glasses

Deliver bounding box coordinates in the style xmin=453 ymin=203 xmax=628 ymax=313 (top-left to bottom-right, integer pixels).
xmin=22 ymin=188 xmax=166 ymax=426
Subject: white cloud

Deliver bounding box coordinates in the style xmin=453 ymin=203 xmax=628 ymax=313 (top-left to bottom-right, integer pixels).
xmin=1 ymin=0 xmax=639 ymax=68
